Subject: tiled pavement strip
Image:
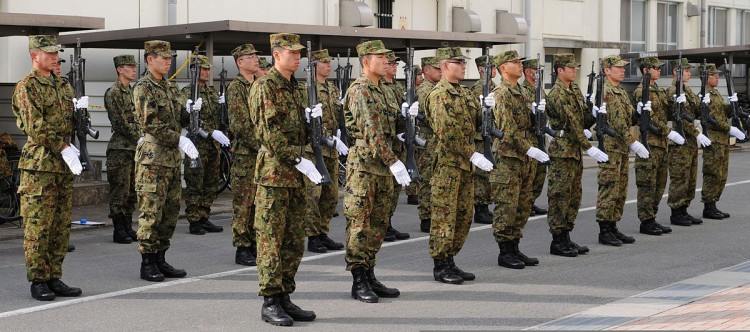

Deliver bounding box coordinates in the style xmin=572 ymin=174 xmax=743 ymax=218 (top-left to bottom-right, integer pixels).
xmin=528 ymin=261 xmax=750 ymax=330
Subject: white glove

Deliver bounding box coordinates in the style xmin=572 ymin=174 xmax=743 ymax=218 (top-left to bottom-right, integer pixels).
xmin=294 ymin=157 xmax=323 ymax=184
xmin=629 ymin=141 xmax=650 ymax=158
xmin=336 ymin=129 xmax=343 ymax=139
xmin=178 ymin=136 xmax=199 ymax=159
xmin=401 ymin=102 xmax=419 ymax=117
xmin=333 ymin=136 xmax=349 ymax=156
xmin=219 ymin=93 xmax=225 ymax=104
xmin=305 ymin=103 xmax=323 ymax=123
xmin=389 ymin=160 xmax=411 ymax=186
xmin=675 ymin=93 xmax=686 ymax=104
xmin=729 ymin=93 xmax=738 ymax=103
xmin=470 ymin=152 xmax=493 ymax=172
xmin=481 ymin=93 xmax=495 ymax=108
xmin=587 ymin=94 xmax=594 ymax=105
xmin=415 ymin=135 xmax=427 ymax=147
xmin=702 ymin=94 xmax=711 ymax=105
xmin=586 ymin=146 xmax=609 ymax=163
xmin=69 ymin=143 xmax=80 ymax=157
xmin=73 ymin=96 xmax=89 ymax=109
xmin=696 ymin=133 xmax=712 ymax=147
xmin=667 ymin=130 xmax=685 ymax=145
xmin=531 ymin=99 xmax=546 ymax=114
xmin=636 ymin=101 xmax=652 ymax=114
xmin=583 ymin=129 xmax=593 ymax=139
xmin=396 ymin=133 xmax=405 ymax=142
xmin=137 ymin=137 xmax=144 ymax=146
xmin=592 ymin=102 xmax=607 ymax=118
xmin=211 ymin=130 xmax=230 ymax=147
xmin=526 ymin=146 xmax=550 ymax=163
xmin=729 ymin=126 xmax=746 ymax=140
xmin=185 ymin=98 xmax=203 ymax=113
xmin=61 ymin=146 xmax=83 ymax=175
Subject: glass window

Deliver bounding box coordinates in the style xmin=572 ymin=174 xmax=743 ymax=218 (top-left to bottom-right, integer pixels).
xmin=709 ymin=7 xmax=727 ymax=47
xmin=657 ymin=2 xmax=678 ymax=51
xmin=620 ymin=0 xmax=647 ymax=53
xmin=745 ymin=11 xmax=750 ymax=44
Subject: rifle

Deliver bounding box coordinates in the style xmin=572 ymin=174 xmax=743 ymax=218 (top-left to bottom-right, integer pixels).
xmin=306 ymin=40 xmax=333 ymax=185
xmin=699 ymin=59 xmax=719 ymax=135
xmin=218 ymin=58 xmax=229 ymax=133
xmin=672 ymin=53 xmax=694 ymax=139
xmin=594 ymin=67 xmax=616 ymax=159
xmin=186 ymin=48 xmax=209 ymax=169
xmin=637 ymin=64 xmax=661 ymax=152
xmin=479 ymin=47 xmax=503 ymax=166
xmin=402 ymin=47 xmax=420 ymax=181
xmin=333 ymin=49 xmax=352 ymax=147
xmin=532 ymin=53 xmax=555 ymax=164
xmin=69 ymin=38 xmax=99 ymax=172
xmin=723 ymin=58 xmax=749 ymax=134
xmin=585 ymin=61 xmax=596 ymax=113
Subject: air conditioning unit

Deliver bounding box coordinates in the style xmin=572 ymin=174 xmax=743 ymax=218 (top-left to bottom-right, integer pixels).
xmin=496 ymin=11 xmax=528 ymax=36
xmin=340 ymin=0 xmax=374 ymax=28
xmin=452 ymin=7 xmax=481 ymax=33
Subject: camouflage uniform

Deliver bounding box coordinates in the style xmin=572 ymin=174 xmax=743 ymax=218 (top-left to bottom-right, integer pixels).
xmin=249 ymin=34 xmax=309 ymax=297
xmin=227 ymin=44 xmax=260 ymax=249
xmin=520 ymin=60 xmax=548 ymax=208
xmin=416 ymin=57 xmax=439 ymax=222
xmin=700 ymin=65 xmax=732 ymax=204
xmin=383 ymin=52 xmax=406 ymax=219
xmin=13 ymin=35 xmax=75 ymax=282
xmin=470 ymin=58 xmax=495 ymax=207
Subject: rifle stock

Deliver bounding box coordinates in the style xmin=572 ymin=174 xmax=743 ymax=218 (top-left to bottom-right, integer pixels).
xmin=306 ymin=41 xmax=333 ymax=185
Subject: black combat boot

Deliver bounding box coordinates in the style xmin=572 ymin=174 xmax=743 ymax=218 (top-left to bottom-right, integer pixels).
xmin=235 ymin=247 xmax=256 ymax=266
xmin=123 ymin=214 xmax=138 ymax=241
xmin=640 ymin=219 xmax=663 ymax=236
xmin=682 ymin=206 xmax=703 ymax=225
xmin=433 ymin=258 xmax=463 ymax=284
xmin=420 ymin=218 xmax=431 ymax=233
xmin=351 ymin=267 xmax=378 ymax=303
xmin=655 ymin=221 xmax=672 ymax=233
xmin=473 ymin=204 xmax=493 ymax=224
xmin=513 ymin=239 xmax=539 ymax=266
xmin=447 ymin=256 xmax=475 ymax=281
xmin=563 ymin=230 xmax=589 ymax=254
xmin=598 ymin=221 xmax=622 ymax=247
xmin=156 ymin=251 xmax=187 ymax=278
xmin=386 ymin=221 xmax=410 ymax=240
xmin=199 ymin=218 xmax=224 ymax=232
xmin=610 ymin=223 xmax=636 ymax=243
xmin=30 ymin=281 xmax=55 ymax=301
xmin=366 ymin=268 xmax=400 ymax=297
xmin=47 ymin=278 xmax=82 ymax=297
xmin=715 ymin=204 xmax=730 ymax=218
xmin=67 ymin=244 xmax=75 ymax=252
xmin=307 ymin=236 xmax=327 ymax=253
xmin=497 ymin=241 xmax=525 ymax=269
xmin=140 ymin=253 xmax=165 ymax=282
xmin=261 ymin=295 xmax=293 ymax=326
xmin=703 ymin=202 xmax=724 ymax=220
xmin=112 ymin=215 xmax=133 ymax=244
xmin=407 ymin=195 xmax=419 ymax=205
xmin=188 ymin=220 xmax=206 ymax=235
xmin=279 ymin=293 xmax=316 ymax=321
xmin=670 ymin=207 xmax=692 ymax=226
xmin=532 ymin=204 xmax=547 ymax=215
xmin=550 ymin=233 xmax=577 ymax=257
xmin=318 ymin=234 xmax=344 ymax=250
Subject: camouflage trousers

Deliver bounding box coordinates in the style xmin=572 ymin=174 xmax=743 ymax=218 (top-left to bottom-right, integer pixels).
xmin=136 ymin=164 xmax=181 ymax=254
xmin=701 ymin=143 xmax=729 ymax=203
xmin=473 ymin=141 xmax=492 ymax=205
xmin=254 ymin=185 xmax=305 ymax=296
xmin=596 ymin=152 xmax=630 ymax=222
xmin=106 ymin=149 xmax=136 ymax=218
xmin=20 ymin=170 xmax=72 ymax=282
xmin=668 ymin=144 xmax=698 ymax=209
xmin=417 ymin=130 xmax=434 ymax=221
xmin=231 ymin=152 xmax=257 ymax=248
xmin=343 ymin=168 xmax=393 ymax=270
xmin=405 ymin=179 xmax=418 ymax=196
xmin=429 ymin=165 xmax=473 ymax=259
xmin=532 ymin=162 xmax=547 ymax=202
xmin=183 ymin=144 xmax=219 ymax=223
xmin=547 ymin=157 xmax=583 ymax=235
xmin=491 ymin=156 xmax=536 ymax=242
xmin=389 ymin=179 xmax=401 ymax=218
xmin=635 ymin=146 xmax=668 ymax=221
xmin=304 ymin=154 xmax=339 ymax=236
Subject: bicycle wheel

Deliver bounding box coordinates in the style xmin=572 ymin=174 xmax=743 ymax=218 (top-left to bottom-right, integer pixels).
xmin=0 ymin=155 xmax=22 ymax=225
xmin=338 ymin=156 xmax=346 ymax=187
xmin=216 ymin=147 xmax=231 ymax=195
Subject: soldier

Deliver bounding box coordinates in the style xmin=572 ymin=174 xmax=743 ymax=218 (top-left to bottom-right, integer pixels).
xmin=13 ymin=35 xmax=83 ymax=301
xmin=104 ymin=54 xmax=140 ymax=244
xmin=666 ymin=58 xmax=710 ymax=226
xmin=227 ymin=44 xmax=261 ymax=266
xmin=426 ymin=47 xmax=493 ymax=284
xmin=469 ymin=55 xmax=496 ymax=225
xmin=133 ymin=40 xmax=199 ymax=282
xmin=256 ymin=57 xmax=272 ymax=79
xmin=414 ymin=65 xmax=424 ymax=89
xmin=344 ymin=40 xmax=413 ymax=303
xmin=633 ymin=57 xmax=685 ymax=236
xmin=490 ymin=50 xmax=548 ymax=269
xmin=53 ymin=58 xmax=77 ymax=254
xmin=301 ymin=48 xmax=348 ymax=253
xmin=383 ymin=51 xmax=410 ymax=242
xmin=248 ymin=33 xmax=320 ymax=326
xmin=700 ymin=63 xmax=746 ymax=219
xmin=416 ymin=56 xmax=441 ymax=233
xmin=181 ymin=55 xmax=230 ymax=235
xmin=595 ymin=54 xmax=647 ymax=246
xmin=545 ymin=53 xmax=607 ymax=257
xmin=521 ymin=59 xmax=549 ymax=216
xmin=405 ymin=65 xmax=423 ymax=205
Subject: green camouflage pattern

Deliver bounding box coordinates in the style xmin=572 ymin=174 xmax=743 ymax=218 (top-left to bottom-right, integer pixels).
xmin=547 ymin=157 xmax=583 ymax=234
xmin=416 ymin=78 xmax=437 ymax=220
xmin=28 ymin=35 xmax=62 ymax=52
xmin=113 ymin=54 xmax=137 ymax=67
xmin=638 ymin=56 xmax=665 ymax=67
xmin=703 ymin=88 xmax=731 ymax=144
xmin=421 ymin=56 xmax=438 ymax=69
xmin=144 ymin=40 xmax=173 ymax=58
xmin=231 ymin=152 xmax=257 ymax=248
xmin=633 ymin=82 xmax=670 ymax=149
xmin=231 ymin=43 xmax=259 ymax=60
xmin=474 ymin=56 xmax=494 ymax=67
xmin=494 ymin=50 xmax=525 ymax=66
xmin=228 ymin=74 xmax=260 ymax=155
xmin=383 ymin=80 xmax=406 ymax=218
xmin=671 ymin=58 xmax=694 ymax=68
xmin=299 ymin=80 xmax=341 ymax=159
xmin=258 ymin=57 xmax=272 ymax=69
xmin=600 ymin=54 xmax=629 ymax=68
xmin=601 ymin=79 xmax=637 ymax=155
xmin=426 ymin=78 xmax=476 ymax=171
xmin=493 ymin=79 xmax=534 ymax=160
xmin=304 ymin=155 xmax=339 ymax=236
xmin=701 ymin=88 xmax=732 ymax=203
xmin=355 ymin=40 xmax=390 ymax=56
xmin=135 ymin=164 xmax=181 ymax=253
xmin=106 ymin=149 xmax=137 ymax=218
xmin=194 ymin=55 xmax=211 ymax=68
xmin=385 ymin=51 xmax=400 ymax=63
xmin=552 ymin=53 xmax=580 ymax=68
xmin=435 ymin=47 xmax=469 ymax=61
xmin=666 ymin=81 xmax=701 ymax=145
xmin=635 ymin=146 xmax=668 ymax=221
xmin=521 ymin=58 xmax=539 ymax=69
xmin=311 ymin=49 xmax=334 ymax=63
xmin=666 ymin=81 xmax=701 ymax=209
xmin=699 ymin=63 xmax=721 ymax=74
xmin=270 ymin=33 xmax=305 ymax=51
xmin=470 ymin=79 xmax=495 ymax=205
xmin=105 ymin=80 xmax=140 ymax=151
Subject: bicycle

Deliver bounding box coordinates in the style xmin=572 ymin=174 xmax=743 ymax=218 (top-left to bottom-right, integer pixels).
xmin=216 ymin=146 xmax=231 ymax=195
xmin=0 ymin=150 xmax=23 ymax=227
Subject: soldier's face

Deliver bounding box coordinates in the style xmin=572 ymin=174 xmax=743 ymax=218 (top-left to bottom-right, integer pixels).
xmin=648 ymin=67 xmax=661 ymax=80
xmin=386 ymin=61 xmax=398 ymax=78
xmin=560 ymin=66 xmax=577 ymax=82
xmin=33 ymin=51 xmax=58 ymax=74
xmin=316 ymin=60 xmax=332 ymax=77
xmin=54 ymin=62 xmax=62 ymax=76
xmin=149 ymin=55 xmax=171 ymax=76
xmin=256 ymin=68 xmax=268 ymax=77
xmin=442 ymin=59 xmax=466 ymax=81
xmin=237 ymin=54 xmax=259 ymax=74
xmin=681 ymin=68 xmax=691 ymax=81
xmin=605 ymin=65 xmax=625 ymax=83
xmin=365 ymin=54 xmax=388 ymax=77
xmin=707 ymin=73 xmax=719 ymax=87
xmin=424 ymin=66 xmax=442 ymax=82
xmin=524 ymin=68 xmax=537 ymax=82
xmin=274 ymin=49 xmax=301 ymax=73
xmin=199 ymin=67 xmax=211 ymax=82
xmin=118 ymin=64 xmax=137 ymax=81
xmin=501 ymin=60 xmax=523 ymax=79
xmin=415 ymin=73 xmax=424 ymax=86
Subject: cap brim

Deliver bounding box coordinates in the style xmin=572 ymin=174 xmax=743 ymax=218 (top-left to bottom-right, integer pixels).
xmin=566 ymin=62 xmax=581 ymax=68
xmin=614 ymin=60 xmax=630 ymax=66
xmin=282 ymin=44 xmax=305 ymax=51
xmin=156 ymin=51 xmax=175 ymax=57
xmin=39 ymin=45 xmax=61 ymax=53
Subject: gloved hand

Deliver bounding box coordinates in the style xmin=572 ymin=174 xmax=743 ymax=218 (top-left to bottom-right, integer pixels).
xmin=211 ymin=130 xmax=230 ymax=147
xmin=675 ymin=93 xmax=686 ymax=104
xmin=305 ymin=103 xmax=323 ymax=123
xmin=336 ymin=129 xmax=343 ymax=139
xmin=729 ymin=126 xmax=746 ymax=140
xmin=185 ymin=98 xmax=203 ymax=113
xmin=667 ymin=130 xmax=685 ymax=145
xmin=629 ymin=141 xmax=650 ymax=158
xmin=586 ymin=146 xmax=609 ymax=163
xmin=480 ymin=93 xmax=495 ymax=108
xmin=333 ymin=136 xmax=349 ymax=156
xmin=178 ymin=136 xmax=199 ymax=159
xmin=584 ymin=129 xmax=593 ymax=139
xmin=69 ymin=143 xmax=80 ymax=157
xmin=696 ymin=133 xmax=712 ymax=147
xmin=61 ymin=146 xmax=83 ymax=175
xmin=415 ymin=135 xmax=427 ymax=147
xmin=401 ymin=102 xmax=419 ymax=117
xmin=73 ymin=96 xmax=89 ymax=109
xmin=587 ymin=94 xmax=594 ymax=105
xmin=470 ymin=152 xmax=493 ymax=171
xmin=396 ymin=133 xmax=405 ymax=142
xmin=592 ymin=102 xmax=607 ymax=118
xmin=729 ymin=93 xmax=738 ymax=103
xmin=389 ymin=160 xmax=411 ymax=186
xmin=137 ymin=137 xmax=144 ymax=146
xmin=702 ymin=94 xmax=711 ymax=105
xmin=636 ymin=101 xmax=652 ymax=115
xmin=219 ymin=93 xmax=225 ymax=104
xmin=526 ymin=146 xmax=550 ymax=163
xmin=531 ymin=99 xmax=546 ymax=114
xmin=294 ymin=157 xmax=323 ymax=184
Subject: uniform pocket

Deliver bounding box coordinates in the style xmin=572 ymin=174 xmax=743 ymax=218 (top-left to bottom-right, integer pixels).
xmin=345 ymin=169 xmax=370 ymax=197
xmin=597 ymin=161 xmax=618 ymax=187
xmin=134 ymin=166 xmax=158 ymax=193
xmin=17 ymin=171 xmax=44 ymax=196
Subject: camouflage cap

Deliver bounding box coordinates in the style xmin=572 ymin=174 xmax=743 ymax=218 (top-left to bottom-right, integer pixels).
xmin=113 ymin=55 xmax=137 ymax=67
xmin=310 ymin=49 xmax=333 ymax=63
xmin=699 ymin=63 xmax=721 ymax=75
xmin=600 ymin=54 xmax=629 ymax=68
xmin=57 ymin=59 xmax=66 ymax=64
xmin=270 ymin=33 xmax=305 ymax=51
xmin=144 ymin=40 xmax=174 ymax=57
xmin=522 ymin=58 xmax=539 ymax=69
xmin=670 ymin=58 xmax=694 ymax=69
xmin=494 ymin=50 xmax=526 ymax=66
xmin=421 ymin=56 xmax=439 ymax=69
xmin=231 ymin=43 xmax=259 ymax=60
xmin=553 ymin=53 xmax=581 ymax=68
xmin=436 ymin=47 xmax=469 ymax=62
xmin=639 ymin=56 xmax=665 ymax=67
xmin=474 ymin=55 xmax=495 ymax=67
xmin=385 ymin=51 xmax=400 ymax=63
xmin=193 ymin=55 xmax=211 ymax=68
xmin=258 ymin=57 xmax=272 ymax=69
xmin=356 ymin=40 xmax=391 ymax=57
xmin=414 ymin=64 xmax=422 ymax=75
xmin=28 ymin=35 xmax=62 ymax=52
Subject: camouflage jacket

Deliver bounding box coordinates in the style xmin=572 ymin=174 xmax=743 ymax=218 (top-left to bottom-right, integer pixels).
xmin=492 ymin=78 xmax=533 ymax=160
xmin=133 ymin=72 xmax=189 ymax=168
xmin=227 ymin=74 xmax=260 ymax=156
xmin=299 ymin=80 xmax=341 ymax=159
xmin=344 ymin=74 xmax=400 ymax=176
xmin=427 ymin=78 xmax=477 ymax=171
xmin=383 ymin=80 xmax=406 ymax=156
xmin=633 ymin=82 xmax=670 ymax=149
xmin=705 ymin=87 xmax=732 ymax=145
xmin=248 ymin=67 xmax=308 ymax=188
xmin=181 ymin=83 xmax=220 ymax=150
xmin=12 ymin=69 xmax=74 ymax=173
xmin=416 ymin=79 xmax=437 ymax=134
xmin=104 ymin=80 xmax=140 ymax=151
xmin=470 ymin=78 xmax=495 ymax=141
xmin=521 ymin=79 xmax=548 ymax=149
xmin=665 ymin=81 xmax=701 ymax=147
xmin=546 ymin=80 xmax=595 ymax=160
xmin=603 ymin=79 xmax=637 ymax=155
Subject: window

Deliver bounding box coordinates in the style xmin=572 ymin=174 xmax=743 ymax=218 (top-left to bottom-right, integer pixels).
xmin=738 ymin=10 xmax=750 ymax=45
xmin=656 ymin=2 xmax=678 ymax=51
xmin=621 ymin=0 xmax=647 ymax=53
xmin=708 ymin=7 xmax=727 ymax=47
